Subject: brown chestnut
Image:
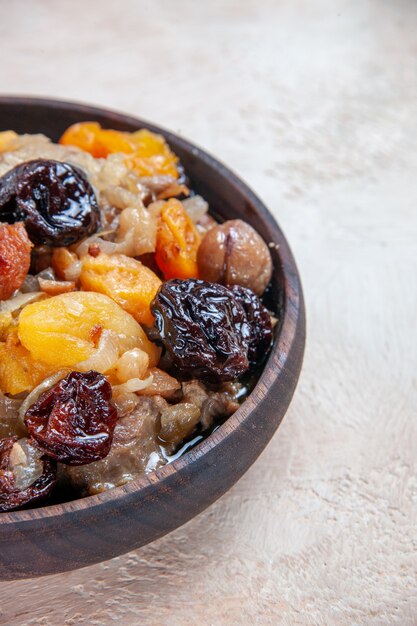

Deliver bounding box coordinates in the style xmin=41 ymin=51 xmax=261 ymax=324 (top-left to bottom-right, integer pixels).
xmin=197 ymin=219 xmax=272 ymax=295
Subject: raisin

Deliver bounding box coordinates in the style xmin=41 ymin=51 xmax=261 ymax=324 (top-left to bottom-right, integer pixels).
xmin=0 ymin=436 xmax=56 ymax=512
xmin=0 ymin=160 xmax=100 ymax=246
xmin=151 ymin=279 xmax=251 ymax=382
xmin=231 ymin=285 xmax=273 ymax=366
xmin=24 ymin=371 xmax=118 ymax=466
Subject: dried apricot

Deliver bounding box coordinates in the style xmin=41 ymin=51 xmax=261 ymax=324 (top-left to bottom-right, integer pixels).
xmin=59 ymin=122 xmax=134 ymax=159
xmin=80 ymin=252 xmax=161 ymax=326
xmin=18 ymin=291 xmax=160 ymax=369
xmin=0 ymin=327 xmax=53 ymax=395
xmin=0 ymin=131 xmax=18 ymax=153
xmin=59 ymin=123 xmax=180 ymax=179
xmin=0 ymin=222 xmax=33 ymax=300
xmin=155 ymin=199 xmax=200 ymax=280
xmin=126 ymin=129 xmax=179 ymax=178
xmin=51 ymin=247 xmax=81 ymax=282
xmin=0 ymin=312 xmax=12 ymax=340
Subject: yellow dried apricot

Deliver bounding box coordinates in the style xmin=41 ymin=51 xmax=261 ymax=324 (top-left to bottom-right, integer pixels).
xmin=80 ymin=253 xmax=161 ymax=327
xmin=0 ymin=327 xmax=53 ymax=395
xmin=18 ymin=291 xmax=160 ymax=368
xmin=0 ymin=312 xmax=12 ymax=341
xmin=155 ymin=199 xmax=200 ymax=280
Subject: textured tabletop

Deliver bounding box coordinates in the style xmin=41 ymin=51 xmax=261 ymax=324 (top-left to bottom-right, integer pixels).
xmin=0 ymin=1 xmax=416 ymax=624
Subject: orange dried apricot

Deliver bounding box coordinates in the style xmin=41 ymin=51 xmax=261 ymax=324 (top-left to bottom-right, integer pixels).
xmin=80 ymin=252 xmax=161 ymax=327
xmin=59 ymin=122 xmax=180 ymax=179
xmin=51 ymin=247 xmax=80 ymax=281
xmin=155 ymin=199 xmax=200 ymax=280
xmin=0 ymin=131 xmax=18 ymax=153
xmin=156 ymin=180 xmax=189 ymax=200
xmin=0 ymin=222 xmax=33 ymax=300
xmin=126 ymin=129 xmax=179 ymax=178
xmin=59 ymin=122 xmax=134 ymax=159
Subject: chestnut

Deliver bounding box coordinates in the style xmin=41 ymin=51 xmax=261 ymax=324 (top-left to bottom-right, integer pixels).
xmin=197 ymin=219 xmax=272 ymax=295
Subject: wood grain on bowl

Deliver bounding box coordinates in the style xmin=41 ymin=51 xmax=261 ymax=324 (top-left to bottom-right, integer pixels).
xmin=0 ymin=97 xmax=305 ymax=580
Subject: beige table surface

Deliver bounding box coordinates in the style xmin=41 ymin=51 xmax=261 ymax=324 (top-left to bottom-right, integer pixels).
xmin=0 ymin=1 xmax=416 ymax=624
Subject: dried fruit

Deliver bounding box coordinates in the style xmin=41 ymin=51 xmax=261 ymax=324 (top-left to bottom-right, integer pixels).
xmin=59 ymin=122 xmax=133 ymax=159
xmin=24 ymin=370 xmax=118 ymax=465
xmin=151 ymin=279 xmax=251 ymax=382
xmin=0 ymin=160 xmax=100 ymax=246
xmin=197 ymin=219 xmax=273 ymax=295
xmin=0 ymin=327 xmax=53 ymax=395
xmin=18 ymin=291 xmax=160 ymax=368
xmin=231 ymin=285 xmax=273 ymax=366
xmin=0 ymin=130 xmax=18 ymax=153
xmin=51 ymin=247 xmax=81 ymax=282
xmin=127 ymin=129 xmax=180 ymax=178
xmin=155 ymin=199 xmax=201 ymax=280
xmin=0 ymin=436 xmax=56 ymax=512
xmin=60 ymin=122 xmax=181 ymax=179
xmin=0 ymin=222 xmax=33 ymax=300
xmin=80 ymin=252 xmax=161 ymax=326
xmin=0 ymin=312 xmax=12 ymax=340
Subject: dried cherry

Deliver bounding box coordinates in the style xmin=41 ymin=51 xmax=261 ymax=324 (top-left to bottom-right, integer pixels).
xmin=0 ymin=436 xmax=56 ymax=512
xmin=24 ymin=371 xmax=118 ymax=465
xmin=151 ymin=279 xmax=251 ymax=382
xmin=231 ymin=285 xmax=273 ymax=366
xmin=0 ymin=160 xmax=100 ymax=246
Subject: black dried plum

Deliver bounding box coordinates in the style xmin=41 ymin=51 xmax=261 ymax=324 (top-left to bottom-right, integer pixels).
xmin=0 ymin=167 xmax=19 ymax=222
xmin=0 ymin=436 xmax=56 ymax=512
xmin=151 ymin=279 xmax=251 ymax=382
xmin=24 ymin=371 xmax=118 ymax=466
xmin=0 ymin=159 xmax=100 ymax=246
xmin=231 ymin=285 xmax=273 ymax=366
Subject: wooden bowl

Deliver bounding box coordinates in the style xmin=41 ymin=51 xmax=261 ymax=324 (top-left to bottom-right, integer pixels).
xmin=0 ymin=97 xmax=305 ymax=580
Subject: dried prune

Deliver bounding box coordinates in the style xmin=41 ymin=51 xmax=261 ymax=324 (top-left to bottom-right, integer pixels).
xmin=151 ymin=279 xmax=251 ymax=382
xmin=0 ymin=436 xmax=56 ymax=512
xmin=231 ymin=285 xmax=273 ymax=366
xmin=24 ymin=371 xmax=118 ymax=465
xmin=0 ymin=160 xmax=100 ymax=246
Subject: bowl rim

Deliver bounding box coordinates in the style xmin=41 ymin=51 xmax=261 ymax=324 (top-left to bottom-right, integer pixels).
xmin=0 ymin=95 xmax=304 ymax=527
